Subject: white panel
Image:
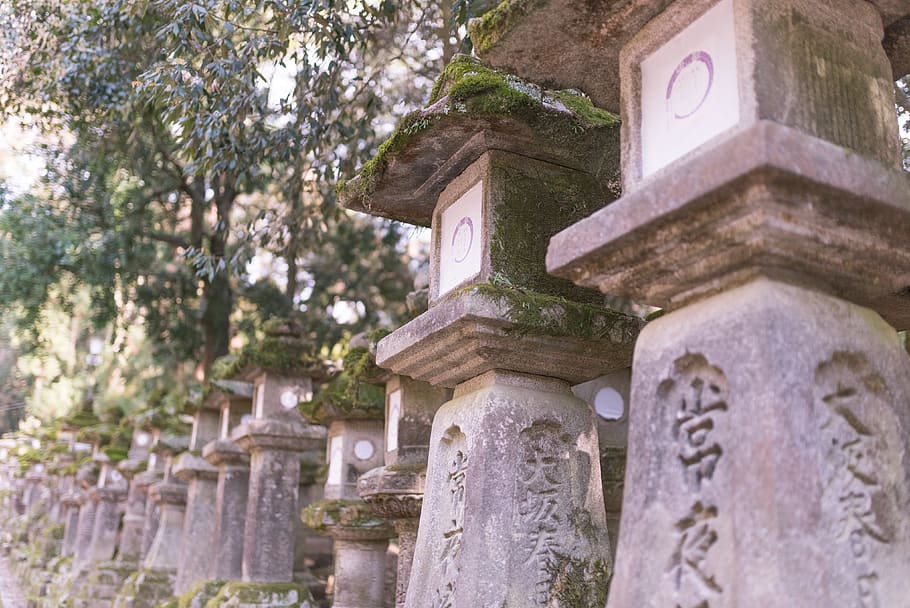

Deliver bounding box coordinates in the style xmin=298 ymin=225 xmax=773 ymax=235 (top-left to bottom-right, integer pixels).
xmin=641 ymin=0 xmax=739 ymax=177
xmin=386 ymin=389 xmax=401 ymax=453
xmin=327 ymin=435 xmax=344 ymax=486
xmin=438 ymin=181 xmax=484 ymax=297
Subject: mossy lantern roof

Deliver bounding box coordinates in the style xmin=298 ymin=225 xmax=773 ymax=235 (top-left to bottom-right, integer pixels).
xmin=468 ymin=0 xmax=910 ymax=114
xmin=213 ymin=319 xmax=329 ymax=383
xmin=337 ymin=55 xmax=620 ymax=227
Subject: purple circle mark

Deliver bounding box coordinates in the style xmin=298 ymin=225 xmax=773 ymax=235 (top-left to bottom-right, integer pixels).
xmin=451 ymin=216 xmax=474 ymax=264
xmin=666 ymin=50 xmax=715 ymax=120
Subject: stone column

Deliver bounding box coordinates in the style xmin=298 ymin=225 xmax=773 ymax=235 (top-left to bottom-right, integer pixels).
xmin=116 ymin=460 xmax=148 ymax=565
xmin=338 ymin=54 xmax=642 ymax=607
xmin=546 ymin=1 xmax=910 ymax=606
xmin=172 ymin=405 xmax=220 ymax=595
xmin=204 ymin=438 xmax=250 ymax=580
xmin=114 ymin=427 xmax=154 ymax=566
xmin=86 ymin=465 xmax=128 ymax=562
xmin=60 ymin=491 xmax=83 ymax=557
xmin=359 ymin=374 xmax=451 ymax=608
xmin=73 ymin=475 xmax=100 ymax=565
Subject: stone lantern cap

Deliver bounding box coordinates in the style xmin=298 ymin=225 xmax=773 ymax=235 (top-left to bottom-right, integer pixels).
xmin=357 ymin=464 xmax=426 ymax=521
xmin=299 ymin=347 xmax=387 ymax=426
xmin=377 ymin=285 xmax=644 ymax=387
xmin=230 ymin=417 xmax=326 ymax=453
xmin=547 ymin=121 xmax=910 ymax=326
xmin=337 ymin=54 xmax=621 ymax=227
xmin=172 ymin=451 xmax=218 ymax=482
xmin=469 ymin=0 xmax=910 ymax=115
xmin=300 ymin=498 xmax=394 ymax=541
xmin=201 ymin=437 xmax=249 ymax=467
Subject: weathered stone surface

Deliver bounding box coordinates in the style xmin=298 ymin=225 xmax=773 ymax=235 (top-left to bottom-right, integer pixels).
xmin=425 ymin=151 xmax=613 ymax=306
xmin=469 ymin=0 xmax=910 ymax=113
xmin=87 ymin=486 xmax=127 ymax=563
xmin=173 ymin=453 xmax=219 ymax=595
xmin=382 ymin=375 xmax=451 ymax=467
xmin=546 ymin=121 xmax=910 ymax=328
xmin=72 ymin=493 xmax=98 ymax=565
xmin=404 ymin=370 xmax=612 ymax=608
xmin=112 ymin=568 xmax=176 ymax=608
xmin=331 ymin=539 xmax=390 ymax=608
xmin=142 ymin=480 xmax=187 ymax=572
xmin=232 ymin=418 xmax=325 ymax=454
xmin=134 ymin=471 xmax=162 ymax=561
xmin=239 ymin=445 xmax=304 ymax=583
xmin=377 ymin=288 xmax=642 ymax=387
xmin=203 ymin=581 xmax=313 ymax=608
xmin=608 ymin=279 xmax=910 ymax=608
xmin=60 ymin=493 xmax=82 ymax=557
xmin=338 ymin=56 xmax=619 ymax=227
xmin=203 ymin=439 xmax=250 ymax=582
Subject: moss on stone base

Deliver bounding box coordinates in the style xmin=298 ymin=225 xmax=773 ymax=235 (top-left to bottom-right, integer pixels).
xmin=300 ymin=499 xmax=385 ymax=534
xmin=172 ymin=579 xmax=226 ymax=608
xmin=448 ymin=281 xmax=643 ymax=341
xmin=204 ymin=581 xmax=313 ymax=608
xmin=113 ymin=569 xmax=175 ymax=608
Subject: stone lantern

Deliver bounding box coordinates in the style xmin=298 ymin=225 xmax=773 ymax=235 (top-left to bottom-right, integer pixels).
xmin=358 ymin=372 xmax=451 ymax=608
xmin=300 ymin=358 xmax=394 ymax=608
xmin=338 ymin=55 xmax=643 ymax=606
xmin=115 ymin=425 xmax=154 ymax=565
xmin=544 ymin=1 xmax=910 ymax=606
xmin=172 ymin=397 xmax=221 ymax=596
xmin=205 ymin=319 xmax=325 ymax=607
xmin=202 ymin=381 xmax=253 ymax=582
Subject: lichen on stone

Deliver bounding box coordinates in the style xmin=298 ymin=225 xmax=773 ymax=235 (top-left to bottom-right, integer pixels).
xmin=467 ymin=0 xmax=546 ymax=54
xmin=300 ymin=499 xmax=386 ymax=533
xmin=212 ymin=319 xmax=324 ymax=381
xmin=205 ymin=581 xmax=312 ymax=607
xmin=447 ymin=280 xmax=644 ymax=341
xmin=338 ymin=54 xmax=617 ymax=214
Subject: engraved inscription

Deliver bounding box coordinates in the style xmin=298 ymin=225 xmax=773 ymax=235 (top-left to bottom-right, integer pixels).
xmin=816 ymin=352 xmax=895 ymax=607
xmin=433 ymin=427 xmax=468 ymax=608
xmin=515 ymin=422 xmax=571 ymax=606
xmin=659 ymin=354 xmax=729 ymax=608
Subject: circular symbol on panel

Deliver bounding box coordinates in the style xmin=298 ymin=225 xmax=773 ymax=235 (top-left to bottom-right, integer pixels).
xmin=666 ymin=50 xmax=715 ymax=120
xmin=280 ymin=390 xmax=299 ymax=410
xmin=451 ymin=217 xmax=475 ymax=264
xmin=593 ymin=387 xmax=625 ymax=421
xmin=110 ymin=470 xmax=123 ymax=483
xmin=136 ymin=432 xmax=151 ymax=448
xmin=353 ymin=439 xmax=375 ymax=461
xmin=240 ymin=414 xmax=253 ymax=425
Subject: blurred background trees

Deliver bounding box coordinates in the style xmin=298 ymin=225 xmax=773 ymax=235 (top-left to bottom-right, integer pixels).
xmin=0 ymin=0 xmax=492 ymax=431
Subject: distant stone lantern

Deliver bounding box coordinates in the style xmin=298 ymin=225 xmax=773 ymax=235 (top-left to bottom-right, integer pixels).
xmin=203 ymin=319 xmax=325 ymax=607
xmin=359 ymin=372 xmax=451 ymax=608
xmin=300 ymin=356 xmax=394 ymax=608
xmin=172 ymin=397 xmax=221 ymax=595
xmin=339 ymin=55 xmax=644 ymax=607
xmin=201 ymin=380 xmax=253 ymax=583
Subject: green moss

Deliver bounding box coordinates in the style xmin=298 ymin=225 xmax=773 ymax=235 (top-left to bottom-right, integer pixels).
xmin=176 ymin=579 xmax=225 ymax=608
xmin=63 ymin=411 xmax=100 ymax=429
xmin=298 ymin=370 xmax=384 ymax=425
xmin=339 ymin=55 xmax=617 ymax=214
xmin=548 ymin=554 xmax=611 ymax=607
xmin=101 ymin=445 xmax=129 ymax=463
xmin=206 ymin=581 xmax=311 ymax=607
xmin=300 ymin=499 xmax=385 ymax=533
xmin=213 ymin=320 xmax=324 ymax=381
xmin=468 ymin=0 xmax=545 ymax=54
xmin=384 ymin=463 xmax=427 ymax=474
xmin=447 ymin=281 xmax=642 ymax=341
